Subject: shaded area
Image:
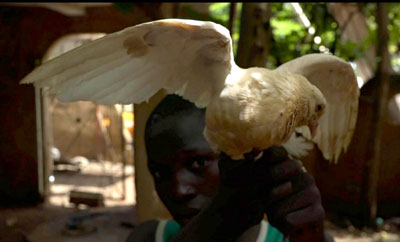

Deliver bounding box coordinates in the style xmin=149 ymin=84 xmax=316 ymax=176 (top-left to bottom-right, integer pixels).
xmin=0 ymin=205 xmax=137 ymax=242
xmin=304 ymin=74 xmax=400 ymax=229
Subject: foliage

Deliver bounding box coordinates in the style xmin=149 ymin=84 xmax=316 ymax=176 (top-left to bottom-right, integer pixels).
xmin=208 ymin=2 xmax=400 ymax=73
xmin=177 ymin=3 xmax=369 ymax=68
xmin=267 ymin=3 xmax=369 ymax=68
xmin=362 ymin=3 xmax=400 ymax=72
xmin=209 ymin=3 xmax=230 ymax=23
xmin=268 ymin=3 xmax=310 ymax=68
xmin=114 ymin=2 xmax=400 ymax=73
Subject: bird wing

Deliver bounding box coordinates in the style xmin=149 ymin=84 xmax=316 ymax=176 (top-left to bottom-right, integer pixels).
xmin=20 ymin=19 xmax=234 ymax=107
xmin=277 ymin=53 xmax=360 ymax=163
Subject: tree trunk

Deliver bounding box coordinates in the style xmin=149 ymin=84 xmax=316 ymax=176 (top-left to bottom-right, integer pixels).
xmin=236 ymin=3 xmax=272 ymax=68
xmin=364 ymin=2 xmax=391 ymax=227
xmin=228 ymin=3 xmax=237 ymax=35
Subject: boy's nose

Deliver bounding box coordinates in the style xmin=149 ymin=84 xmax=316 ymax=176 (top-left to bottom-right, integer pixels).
xmin=173 ymin=170 xmax=197 ymax=201
xmin=175 ymin=183 xmax=196 ymax=198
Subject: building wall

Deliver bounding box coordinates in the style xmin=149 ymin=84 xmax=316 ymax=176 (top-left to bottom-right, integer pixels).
xmin=0 ymin=5 xmax=154 ymax=206
xmin=51 ymin=100 xmax=124 ymax=162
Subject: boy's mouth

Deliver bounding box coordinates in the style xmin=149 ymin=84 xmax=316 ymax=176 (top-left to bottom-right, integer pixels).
xmin=174 ymin=210 xmax=200 ymax=225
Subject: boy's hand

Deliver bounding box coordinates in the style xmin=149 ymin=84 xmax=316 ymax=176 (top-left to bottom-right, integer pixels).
xmin=215 ymin=152 xmax=265 ymax=237
xmin=217 ymin=146 xmax=325 ymax=241
xmin=254 ymin=147 xmax=325 ymax=241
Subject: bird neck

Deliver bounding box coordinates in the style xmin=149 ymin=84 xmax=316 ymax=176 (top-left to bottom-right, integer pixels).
xmin=224 ymin=65 xmax=245 ymax=87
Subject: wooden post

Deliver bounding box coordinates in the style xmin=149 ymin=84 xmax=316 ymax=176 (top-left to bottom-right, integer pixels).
xmin=365 ymin=2 xmax=391 ymax=226
xmin=40 ymin=88 xmax=54 ymax=201
xmin=134 ymin=90 xmax=172 ymax=222
xmin=120 ymin=105 xmax=127 ymax=200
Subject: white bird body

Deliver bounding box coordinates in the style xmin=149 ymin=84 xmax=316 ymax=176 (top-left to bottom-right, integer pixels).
xmin=20 ymin=19 xmax=359 ymax=163
xmin=205 ymin=67 xmax=325 ymax=159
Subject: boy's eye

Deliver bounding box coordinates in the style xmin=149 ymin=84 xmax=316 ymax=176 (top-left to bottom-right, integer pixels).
xmin=192 ymin=160 xmax=204 ymax=170
xmin=188 ymin=157 xmax=211 ymax=174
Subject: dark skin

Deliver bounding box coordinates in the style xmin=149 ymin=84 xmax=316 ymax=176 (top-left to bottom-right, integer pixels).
xmin=127 ymin=104 xmax=330 ymax=242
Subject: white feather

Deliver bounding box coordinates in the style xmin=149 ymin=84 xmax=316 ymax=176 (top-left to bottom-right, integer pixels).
xmin=283 ymin=131 xmax=314 ymax=158
xmin=20 ymin=19 xmax=233 ymax=107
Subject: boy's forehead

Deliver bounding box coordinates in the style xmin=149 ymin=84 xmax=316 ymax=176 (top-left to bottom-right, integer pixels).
xmin=149 ymin=106 xmax=205 ymax=136
xmin=146 ymin=109 xmax=208 ymax=160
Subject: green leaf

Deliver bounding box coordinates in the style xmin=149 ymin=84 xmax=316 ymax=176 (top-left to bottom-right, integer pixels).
xmin=209 ymin=3 xmax=230 ymax=23
xmin=271 ymin=19 xmax=305 ymax=37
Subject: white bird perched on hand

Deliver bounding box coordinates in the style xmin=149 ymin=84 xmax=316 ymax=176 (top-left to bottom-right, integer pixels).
xmin=20 ymin=19 xmax=359 ymax=163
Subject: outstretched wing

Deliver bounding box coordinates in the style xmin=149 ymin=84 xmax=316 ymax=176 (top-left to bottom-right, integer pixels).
xmin=277 ymin=53 xmax=359 ymax=163
xmin=20 ymin=19 xmax=233 ymax=107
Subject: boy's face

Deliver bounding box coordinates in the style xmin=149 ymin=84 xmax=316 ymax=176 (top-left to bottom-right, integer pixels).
xmin=146 ymin=109 xmax=220 ymax=226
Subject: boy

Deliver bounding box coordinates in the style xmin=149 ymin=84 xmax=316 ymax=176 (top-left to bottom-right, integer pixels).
xmin=127 ymin=95 xmax=332 ymax=242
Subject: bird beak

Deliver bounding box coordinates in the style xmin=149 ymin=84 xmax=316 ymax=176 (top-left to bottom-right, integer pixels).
xmin=308 ymin=119 xmax=319 ymax=138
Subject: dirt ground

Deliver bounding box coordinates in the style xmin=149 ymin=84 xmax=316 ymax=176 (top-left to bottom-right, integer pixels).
xmin=0 ymin=160 xmax=137 ymax=242
xmin=2 ymin=206 xmax=400 ymax=242
xmin=325 ymin=220 xmax=400 ymax=242
xmin=1 ymin=160 xmax=399 ymax=242
xmin=0 ymin=205 xmax=137 ymax=242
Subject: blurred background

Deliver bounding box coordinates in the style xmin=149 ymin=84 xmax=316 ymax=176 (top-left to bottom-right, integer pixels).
xmin=0 ymin=2 xmax=399 ymax=242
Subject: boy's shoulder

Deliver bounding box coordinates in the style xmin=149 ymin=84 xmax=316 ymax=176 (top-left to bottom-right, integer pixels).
xmin=126 ymin=219 xmax=159 ymax=242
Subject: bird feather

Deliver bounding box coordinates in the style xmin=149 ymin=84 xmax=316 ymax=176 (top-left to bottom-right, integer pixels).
xmin=277 ymin=54 xmax=359 ymax=163
xmin=20 ymin=19 xmax=233 ymax=107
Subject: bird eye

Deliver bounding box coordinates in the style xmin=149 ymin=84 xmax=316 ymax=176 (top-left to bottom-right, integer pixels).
xmin=316 ymin=105 xmax=322 ymax=112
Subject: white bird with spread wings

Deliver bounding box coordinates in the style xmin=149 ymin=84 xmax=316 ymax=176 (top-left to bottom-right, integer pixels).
xmin=20 ymin=19 xmax=359 ymax=163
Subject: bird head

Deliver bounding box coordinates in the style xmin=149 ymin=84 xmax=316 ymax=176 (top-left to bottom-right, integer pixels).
xmin=307 ymin=85 xmax=326 ymax=138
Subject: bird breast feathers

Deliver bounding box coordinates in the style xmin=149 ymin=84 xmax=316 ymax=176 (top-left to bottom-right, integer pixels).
xmin=204 ymin=68 xmax=313 ymax=158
